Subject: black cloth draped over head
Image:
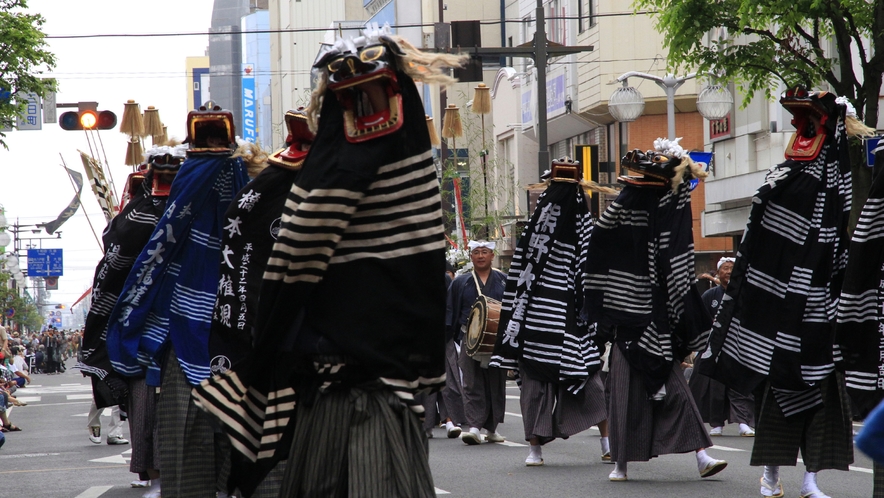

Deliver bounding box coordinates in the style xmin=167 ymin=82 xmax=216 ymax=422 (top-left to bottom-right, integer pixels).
xmin=490 ymin=179 xmax=601 ymax=392
xmin=698 ymin=114 xmax=852 ymax=417
xmin=834 ymin=150 xmax=884 ymax=418
xmin=78 ymin=170 xmax=167 ymax=408
xmin=582 ymin=179 xmax=711 ymax=396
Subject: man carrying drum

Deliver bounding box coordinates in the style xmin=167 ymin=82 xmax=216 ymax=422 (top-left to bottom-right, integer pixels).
xmin=446 ymin=240 xmax=508 ymax=445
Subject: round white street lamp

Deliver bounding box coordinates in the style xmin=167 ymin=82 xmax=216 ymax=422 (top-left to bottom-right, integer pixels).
xmin=0 ymin=213 xmax=7 ymax=228
xmin=0 ymin=231 xmax=9 ymax=248
xmin=696 ymin=84 xmax=734 ymax=120
xmin=608 ymin=84 xmax=646 ymax=123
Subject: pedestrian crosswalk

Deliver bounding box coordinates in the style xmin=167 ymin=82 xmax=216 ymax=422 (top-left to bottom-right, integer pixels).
xmin=12 ymin=382 xmax=92 ymax=404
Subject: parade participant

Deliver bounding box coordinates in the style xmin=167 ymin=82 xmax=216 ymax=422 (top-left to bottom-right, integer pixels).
xmin=491 ymin=158 xmax=611 ymax=466
xmin=835 ymin=144 xmax=884 ymax=496
xmin=207 ymin=109 xmax=313 ymax=497
xmin=690 ymin=256 xmax=756 ymax=437
xmin=193 ymin=24 xmax=465 ymax=497
xmin=106 ymin=108 xmax=250 ymax=498
xmin=699 ymin=90 xmax=869 ymax=498
xmin=584 ymin=138 xmax=727 ymax=482
xmin=447 ymin=240 xmax=508 ymax=445
xmin=78 ymin=144 xmax=185 ymax=493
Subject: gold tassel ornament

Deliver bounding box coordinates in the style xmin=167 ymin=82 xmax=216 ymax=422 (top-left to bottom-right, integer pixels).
xmin=471 ymin=83 xmax=492 ymax=115
xmin=143 ymin=106 xmax=164 ymax=138
xmin=426 ymin=115 xmax=441 ymax=147
xmin=125 ymin=138 xmax=143 ymax=166
xmin=120 ymin=100 xmax=145 ymax=137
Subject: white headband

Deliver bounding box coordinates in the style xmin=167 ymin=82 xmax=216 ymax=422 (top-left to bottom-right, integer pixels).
xmin=468 ymin=241 xmax=496 ymax=251
xmin=717 ymin=257 xmax=735 ymax=269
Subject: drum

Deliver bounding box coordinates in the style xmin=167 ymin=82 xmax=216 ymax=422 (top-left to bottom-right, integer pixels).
xmin=465 ymin=296 xmax=502 ymax=357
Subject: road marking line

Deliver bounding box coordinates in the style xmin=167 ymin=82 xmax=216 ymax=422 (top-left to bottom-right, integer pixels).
xmin=0 ymin=465 xmax=127 ymax=474
xmin=435 ymin=487 xmax=450 ymax=495
xmin=67 ymin=394 xmax=94 ymax=400
xmin=90 ymin=453 xmax=130 ymax=464
xmin=707 ymin=445 xmax=747 ymax=452
xmin=0 ymin=452 xmax=61 ymax=459
xmin=505 ymin=411 xmax=522 ymax=418
xmin=62 ymin=383 xmax=87 ymax=386
xmin=505 ymin=395 xmax=520 ymax=400
xmin=14 ymin=396 xmax=40 ymax=403
xmin=499 ymin=440 xmax=527 ymax=447
xmin=23 ymin=401 xmax=91 ymax=408
xmin=74 ymin=486 xmax=113 ymax=498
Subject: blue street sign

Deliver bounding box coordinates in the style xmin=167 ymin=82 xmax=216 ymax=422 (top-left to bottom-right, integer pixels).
xmin=27 ymin=248 xmax=63 ymax=277
xmin=865 ymin=136 xmax=882 ymax=168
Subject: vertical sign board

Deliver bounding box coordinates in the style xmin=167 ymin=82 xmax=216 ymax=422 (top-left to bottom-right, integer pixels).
xmin=15 ymin=92 xmax=42 ymax=130
xmin=0 ymin=87 xmax=11 ymax=132
xmin=43 ymin=80 xmax=57 ymax=123
xmin=575 ymin=144 xmax=600 ymax=218
xmin=192 ymin=67 xmax=210 ymax=110
xmin=242 ymin=64 xmax=257 ymax=143
xmin=27 ymin=248 xmax=63 ymax=277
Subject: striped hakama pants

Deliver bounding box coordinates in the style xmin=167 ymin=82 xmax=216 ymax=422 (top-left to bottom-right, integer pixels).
xmin=440 ymin=339 xmax=465 ymax=426
xmin=127 ymin=377 xmax=159 ymax=476
xmin=750 ymin=372 xmax=853 ymax=472
xmin=278 ymin=381 xmax=435 ymax=498
xmin=519 ymin=365 xmax=606 ymax=444
xmin=691 ymin=355 xmax=755 ymax=427
xmin=458 ymin=343 xmax=506 ymax=432
xmin=607 ymin=346 xmax=712 ymax=463
xmin=157 ymin=351 xmax=218 ymax=497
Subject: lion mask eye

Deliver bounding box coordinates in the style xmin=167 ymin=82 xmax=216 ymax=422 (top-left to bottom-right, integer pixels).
xmin=359 ymin=45 xmax=386 ymax=62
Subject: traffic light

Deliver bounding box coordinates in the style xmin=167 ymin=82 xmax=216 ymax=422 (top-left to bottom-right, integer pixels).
xmin=58 ymin=110 xmax=117 ymax=130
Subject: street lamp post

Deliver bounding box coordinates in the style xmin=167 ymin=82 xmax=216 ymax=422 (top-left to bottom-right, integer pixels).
xmin=608 ymin=71 xmax=734 ymax=140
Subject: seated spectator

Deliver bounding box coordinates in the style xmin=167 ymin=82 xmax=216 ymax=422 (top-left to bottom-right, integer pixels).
xmin=0 ymin=380 xmax=23 ymax=431
xmin=33 ymin=346 xmax=44 ymax=374
xmin=9 ymin=347 xmax=30 ymax=388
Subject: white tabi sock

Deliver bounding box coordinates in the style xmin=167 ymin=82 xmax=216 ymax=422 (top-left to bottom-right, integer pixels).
xmin=739 ymin=423 xmax=752 ymax=433
xmin=445 ymin=421 xmax=455 ymax=431
xmin=599 ymin=436 xmax=610 ymax=454
xmin=529 ymin=444 xmax=542 ymax=458
xmin=800 ymin=470 xmax=830 ymax=497
xmin=696 ymin=449 xmax=715 ymax=469
xmin=763 ymin=465 xmax=779 ymax=485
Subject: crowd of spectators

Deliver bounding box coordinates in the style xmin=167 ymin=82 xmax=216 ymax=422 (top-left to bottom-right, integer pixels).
xmin=0 ymin=324 xmax=83 ymax=446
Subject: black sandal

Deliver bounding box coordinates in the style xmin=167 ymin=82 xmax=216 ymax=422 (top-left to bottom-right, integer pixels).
xmin=6 ymin=425 xmax=21 ymax=431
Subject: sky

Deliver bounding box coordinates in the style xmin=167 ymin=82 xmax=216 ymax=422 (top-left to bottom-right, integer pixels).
xmin=0 ymin=0 xmax=215 ymax=307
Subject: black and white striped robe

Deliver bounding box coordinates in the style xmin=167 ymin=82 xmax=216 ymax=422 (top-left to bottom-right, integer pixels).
xmin=193 ymin=70 xmax=446 ymax=496
xmin=698 ymin=117 xmax=852 ymax=418
xmin=490 ymin=179 xmax=605 ymax=442
xmin=78 ymin=170 xmax=167 ymax=408
xmin=835 ymin=148 xmax=884 ymax=418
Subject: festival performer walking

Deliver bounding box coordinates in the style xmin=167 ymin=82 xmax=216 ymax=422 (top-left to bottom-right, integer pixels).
xmin=193 ymin=24 xmax=466 ymax=497
xmin=584 ymin=139 xmax=727 ymax=482
xmin=699 ymin=90 xmax=871 ymax=498
xmin=690 ymin=257 xmax=756 ymax=437
xmin=447 ymin=240 xmax=508 ymax=445
xmin=491 ymin=159 xmax=611 ymax=466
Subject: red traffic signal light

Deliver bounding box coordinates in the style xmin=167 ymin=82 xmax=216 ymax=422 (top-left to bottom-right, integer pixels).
xmin=59 ymin=110 xmax=117 ymax=130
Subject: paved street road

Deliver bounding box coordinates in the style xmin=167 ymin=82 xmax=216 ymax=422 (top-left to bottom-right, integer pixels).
xmin=1 ymin=359 xmax=877 ymax=497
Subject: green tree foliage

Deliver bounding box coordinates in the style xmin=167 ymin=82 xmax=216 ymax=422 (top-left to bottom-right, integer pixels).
xmin=0 ymin=274 xmax=42 ymax=332
xmin=0 ymin=0 xmax=56 ymax=149
xmin=635 ymin=0 xmax=884 ymax=225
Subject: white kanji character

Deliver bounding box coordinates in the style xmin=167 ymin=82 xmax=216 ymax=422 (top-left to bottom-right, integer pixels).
xmin=218 ymin=274 xmax=234 ymax=296
xmin=238 ymin=190 xmax=261 ymax=212
xmin=224 ymin=216 xmax=243 ymax=238
xmin=221 ymin=245 xmax=235 ymax=269
xmin=219 ymin=304 xmax=232 ymax=327
xmin=144 ymin=242 xmax=166 ymax=265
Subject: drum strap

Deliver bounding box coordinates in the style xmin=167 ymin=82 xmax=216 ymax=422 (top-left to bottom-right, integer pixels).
xmin=471 ymin=270 xmax=487 ymax=298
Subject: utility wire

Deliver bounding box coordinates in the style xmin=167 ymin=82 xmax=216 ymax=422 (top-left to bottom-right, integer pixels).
xmin=44 ymin=12 xmax=655 ymax=39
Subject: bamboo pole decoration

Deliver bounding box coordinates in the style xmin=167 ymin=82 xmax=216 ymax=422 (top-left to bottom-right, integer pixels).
xmin=426 ymin=115 xmax=441 ymax=147
xmin=153 ymin=124 xmax=168 ymax=147
xmin=143 ymin=106 xmax=163 ymax=138
xmin=120 ymin=100 xmax=145 ymax=137
xmin=472 ymin=84 xmax=493 ymax=236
